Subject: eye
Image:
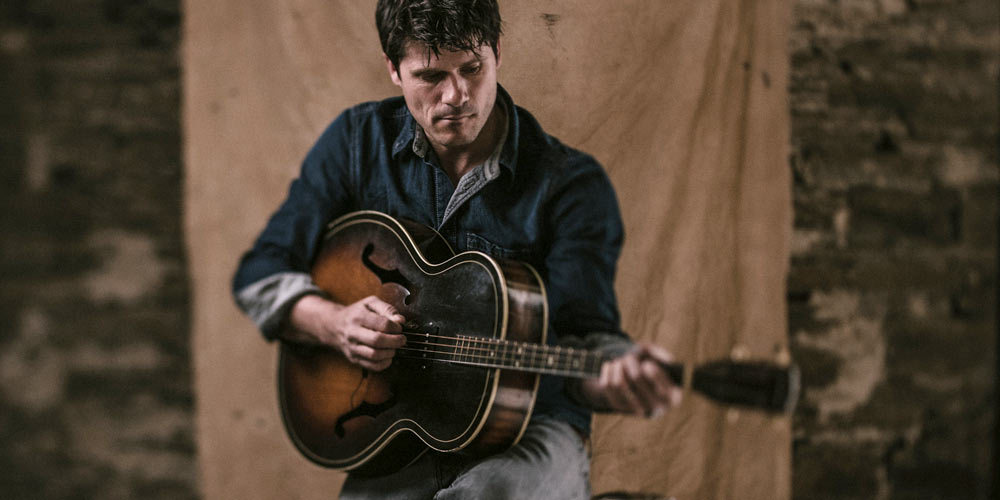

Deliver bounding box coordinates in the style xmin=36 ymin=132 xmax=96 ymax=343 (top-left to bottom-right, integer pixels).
xmin=419 ymin=72 xmax=445 ymax=83
xmin=461 ymin=65 xmax=482 ymax=75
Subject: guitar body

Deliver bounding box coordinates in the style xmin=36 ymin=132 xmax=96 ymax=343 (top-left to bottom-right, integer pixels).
xmin=278 ymin=211 xmax=547 ymax=476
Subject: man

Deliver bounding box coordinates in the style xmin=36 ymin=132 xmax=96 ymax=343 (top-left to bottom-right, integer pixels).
xmin=233 ymin=1 xmax=681 ymax=498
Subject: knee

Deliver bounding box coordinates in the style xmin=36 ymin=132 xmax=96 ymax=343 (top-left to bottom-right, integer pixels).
xmin=436 ymin=467 xmax=589 ymax=500
xmin=435 ymin=473 xmax=517 ymax=500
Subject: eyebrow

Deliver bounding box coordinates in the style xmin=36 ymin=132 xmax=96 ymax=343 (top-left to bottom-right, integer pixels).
xmin=409 ymin=53 xmax=484 ymax=79
xmin=410 ymin=67 xmax=445 ymax=79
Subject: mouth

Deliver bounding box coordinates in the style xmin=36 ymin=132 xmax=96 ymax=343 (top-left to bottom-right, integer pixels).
xmin=435 ymin=114 xmax=472 ymax=123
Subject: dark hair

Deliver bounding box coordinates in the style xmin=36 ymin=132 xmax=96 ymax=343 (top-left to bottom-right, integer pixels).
xmin=376 ymin=0 xmax=502 ymax=72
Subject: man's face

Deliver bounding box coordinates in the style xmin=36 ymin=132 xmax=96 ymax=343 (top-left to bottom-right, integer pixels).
xmin=387 ymin=42 xmax=501 ymax=152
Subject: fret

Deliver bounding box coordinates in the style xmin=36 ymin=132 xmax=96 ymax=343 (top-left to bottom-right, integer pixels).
xmin=512 ymin=341 xmax=521 ymax=369
xmin=498 ymin=338 xmax=506 ymax=368
xmin=445 ymin=333 xmax=456 ymax=363
xmin=507 ymin=340 xmax=516 ymax=369
xmin=496 ymin=338 xmax=503 ymax=368
xmin=435 ymin=335 xmax=616 ymax=378
xmin=584 ymin=351 xmax=596 ymax=376
xmin=585 ymin=351 xmax=599 ymax=377
xmin=497 ymin=339 xmax=504 ymax=367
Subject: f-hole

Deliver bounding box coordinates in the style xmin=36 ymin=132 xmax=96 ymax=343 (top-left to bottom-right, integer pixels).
xmin=361 ymin=243 xmax=415 ymax=304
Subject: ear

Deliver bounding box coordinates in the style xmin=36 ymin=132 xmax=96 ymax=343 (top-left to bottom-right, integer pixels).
xmin=493 ymin=40 xmax=502 ymax=70
xmin=385 ymin=54 xmax=402 ymax=87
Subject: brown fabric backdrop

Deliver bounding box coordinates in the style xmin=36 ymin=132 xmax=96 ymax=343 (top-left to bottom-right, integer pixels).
xmin=183 ymin=1 xmax=792 ymax=498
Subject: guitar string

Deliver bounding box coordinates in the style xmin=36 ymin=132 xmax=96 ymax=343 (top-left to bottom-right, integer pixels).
xmin=399 ymin=332 xmax=606 ymax=364
xmin=389 ymin=351 xmax=787 ymax=411
xmin=391 ymin=352 xmax=599 ymax=378
xmin=400 ymin=330 xmax=561 ymax=349
xmin=397 ymin=342 xmax=600 ymax=365
xmin=391 ymin=348 xmax=602 ymax=377
xmin=394 ymin=335 xmax=683 ymax=381
xmin=400 ymin=332 xmax=589 ymax=357
xmin=395 ymin=332 xmax=686 ymax=378
xmin=399 ymin=331 xmax=598 ymax=361
xmin=396 ymin=339 xmax=608 ymax=372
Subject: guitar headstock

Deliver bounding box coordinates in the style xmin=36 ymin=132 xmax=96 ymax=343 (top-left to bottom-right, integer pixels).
xmin=687 ymin=360 xmax=800 ymax=414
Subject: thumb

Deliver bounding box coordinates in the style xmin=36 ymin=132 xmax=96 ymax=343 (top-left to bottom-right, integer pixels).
xmin=638 ymin=343 xmax=674 ymax=364
xmin=366 ymin=296 xmax=405 ymax=322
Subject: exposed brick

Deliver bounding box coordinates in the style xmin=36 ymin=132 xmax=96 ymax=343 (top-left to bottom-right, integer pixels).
xmin=848 ymin=186 xmax=962 ymax=246
xmin=0 ymin=0 xmax=192 ymax=498
xmin=961 ymin=184 xmax=1000 ymax=249
xmin=793 ymin=443 xmax=884 ymax=499
xmin=789 ymin=0 xmax=997 ymax=498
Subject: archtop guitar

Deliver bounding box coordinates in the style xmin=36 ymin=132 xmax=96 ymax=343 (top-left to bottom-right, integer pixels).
xmin=278 ymin=211 xmax=798 ymax=476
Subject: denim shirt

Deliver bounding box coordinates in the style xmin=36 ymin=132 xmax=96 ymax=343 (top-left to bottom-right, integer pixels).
xmin=232 ymin=85 xmax=632 ymax=433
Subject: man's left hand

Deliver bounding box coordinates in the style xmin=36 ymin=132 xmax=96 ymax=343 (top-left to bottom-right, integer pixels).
xmin=577 ymin=344 xmax=682 ymax=417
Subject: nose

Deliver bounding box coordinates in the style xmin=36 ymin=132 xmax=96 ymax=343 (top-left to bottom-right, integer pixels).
xmin=441 ymin=75 xmax=468 ymax=108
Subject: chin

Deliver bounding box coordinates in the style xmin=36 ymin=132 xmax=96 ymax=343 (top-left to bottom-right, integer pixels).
xmin=432 ymin=130 xmax=477 ymax=148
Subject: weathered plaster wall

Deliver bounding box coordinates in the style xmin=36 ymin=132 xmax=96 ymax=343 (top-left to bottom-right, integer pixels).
xmin=788 ymin=1 xmax=998 ymax=498
xmin=0 ymin=1 xmax=194 ymax=499
xmin=183 ymin=1 xmax=790 ymax=499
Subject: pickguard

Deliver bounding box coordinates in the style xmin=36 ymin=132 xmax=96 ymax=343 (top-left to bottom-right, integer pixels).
xmin=362 ymin=243 xmax=415 ymax=304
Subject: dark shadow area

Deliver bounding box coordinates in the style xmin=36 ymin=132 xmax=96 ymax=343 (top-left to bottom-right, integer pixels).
xmin=0 ymin=1 xmax=194 ymax=499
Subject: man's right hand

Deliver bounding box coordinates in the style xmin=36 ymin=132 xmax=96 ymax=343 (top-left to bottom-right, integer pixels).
xmin=287 ymin=294 xmax=407 ymax=371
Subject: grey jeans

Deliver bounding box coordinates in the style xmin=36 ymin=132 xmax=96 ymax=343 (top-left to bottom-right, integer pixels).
xmin=339 ymin=416 xmax=591 ymax=500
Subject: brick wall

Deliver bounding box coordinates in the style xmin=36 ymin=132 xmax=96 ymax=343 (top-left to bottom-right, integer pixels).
xmin=0 ymin=1 xmax=194 ymax=499
xmin=788 ymin=0 xmax=998 ymax=499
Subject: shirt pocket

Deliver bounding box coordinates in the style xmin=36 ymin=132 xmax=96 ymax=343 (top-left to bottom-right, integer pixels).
xmin=465 ymin=232 xmax=534 ymax=262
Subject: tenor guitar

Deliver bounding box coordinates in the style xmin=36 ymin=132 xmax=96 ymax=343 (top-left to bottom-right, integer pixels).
xmin=278 ymin=211 xmax=798 ymax=476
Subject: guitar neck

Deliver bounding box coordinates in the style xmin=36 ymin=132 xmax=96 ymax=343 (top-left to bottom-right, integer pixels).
xmin=401 ymin=331 xmax=798 ymax=414
xmin=403 ymin=330 xmax=617 ymax=379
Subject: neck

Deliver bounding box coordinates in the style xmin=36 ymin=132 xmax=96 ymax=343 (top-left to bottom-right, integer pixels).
xmin=435 ymin=101 xmax=504 ymax=184
xmin=402 ymin=329 xmax=614 ymax=378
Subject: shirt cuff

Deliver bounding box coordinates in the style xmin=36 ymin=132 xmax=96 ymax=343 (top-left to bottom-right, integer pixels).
xmin=234 ymin=272 xmax=324 ymax=339
xmin=560 ymin=331 xmax=635 ymax=412
xmin=560 ymin=331 xmax=634 ymax=356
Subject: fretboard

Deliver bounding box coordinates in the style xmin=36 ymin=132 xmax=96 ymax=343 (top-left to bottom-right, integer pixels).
xmin=398 ymin=331 xmax=798 ymax=413
xmin=402 ymin=332 xmax=613 ymax=378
